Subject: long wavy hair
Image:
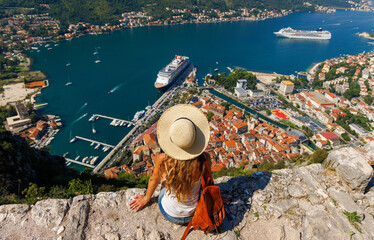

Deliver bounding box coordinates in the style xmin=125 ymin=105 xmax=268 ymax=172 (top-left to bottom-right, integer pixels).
xmin=160 ymin=155 xmax=202 ymax=203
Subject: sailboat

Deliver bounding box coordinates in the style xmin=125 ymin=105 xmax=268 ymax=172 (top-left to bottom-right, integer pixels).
xmin=92 ymin=122 xmax=96 ymax=134
xmin=65 ymin=71 xmax=72 ymax=86
xmin=69 ymin=131 xmax=76 ymax=143
xmin=74 ymin=151 xmax=80 ymax=161
xmin=93 ymin=46 xmax=99 ymax=55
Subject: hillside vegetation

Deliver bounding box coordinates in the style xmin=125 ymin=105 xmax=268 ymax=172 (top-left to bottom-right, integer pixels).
xmin=0 ymin=0 xmax=358 ymax=25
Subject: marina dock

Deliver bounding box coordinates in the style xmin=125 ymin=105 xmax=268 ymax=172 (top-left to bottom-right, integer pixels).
xmin=74 ymin=136 xmax=115 ymax=148
xmin=94 ymin=114 xmax=133 ymax=125
xmin=93 ymin=124 xmax=139 ymax=173
xmin=65 ymin=158 xmax=95 ymax=168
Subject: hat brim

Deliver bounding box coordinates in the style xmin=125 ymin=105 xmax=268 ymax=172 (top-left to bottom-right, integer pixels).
xmin=157 ymin=104 xmax=210 ymax=161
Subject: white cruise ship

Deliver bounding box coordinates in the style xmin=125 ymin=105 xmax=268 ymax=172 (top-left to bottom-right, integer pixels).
xmin=274 ymin=27 xmax=331 ymax=40
xmin=154 ymin=56 xmax=190 ymax=90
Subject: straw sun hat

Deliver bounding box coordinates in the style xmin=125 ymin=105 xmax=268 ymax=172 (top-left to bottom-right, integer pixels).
xmin=157 ymin=104 xmax=210 ymax=161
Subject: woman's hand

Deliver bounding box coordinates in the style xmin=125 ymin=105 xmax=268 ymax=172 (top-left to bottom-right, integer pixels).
xmin=129 ymin=195 xmax=148 ymax=212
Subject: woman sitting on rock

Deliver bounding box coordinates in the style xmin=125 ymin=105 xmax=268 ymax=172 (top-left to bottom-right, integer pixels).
xmin=129 ymin=104 xmax=211 ymax=225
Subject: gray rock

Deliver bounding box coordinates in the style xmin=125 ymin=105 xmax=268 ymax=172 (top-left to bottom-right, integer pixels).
xmin=328 ymin=187 xmax=364 ymax=218
xmin=272 ymin=199 xmax=299 ymax=216
xmin=104 ymin=232 xmax=120 ymax=240
xmin=148 ymin=230 xmax=161 ymax=240
xmin=296 ymin=166 xmax=326 ymax=193
xmin=136 ymin=227 xmax=145 ymax=240
xmin=361 ymin=210 xmax=374 ymax=239
xmin=327 ymin=147 xmax=373 ymax=193
xmin=0 ymin=204 xmax=30 ymax=223
xmin=57 ymin=226 xmax=65 ymax=235
xmin=302 ymin=207 xmax=350 ymax=240
xmin=284 ymin=226 xmax=301 ymax=240
xmin=0 ymin=205 xmax=8 ymax=222
xmin=93 ymin=192 xmax=122 ymax=209
xmin=288 ymin=184 xmax=305 ymax=198
xmin=30 ymin=199 xmax=70 ymax=228
xmin=64 ymin=200 xmax=90 ymax=240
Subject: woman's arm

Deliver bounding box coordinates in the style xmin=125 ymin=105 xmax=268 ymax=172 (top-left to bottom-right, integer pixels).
xmin=129 ymin=154 xmax=164 ymax=211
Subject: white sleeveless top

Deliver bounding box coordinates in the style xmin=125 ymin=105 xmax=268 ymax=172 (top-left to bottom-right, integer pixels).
xmin=161 ymin=163 xmax=203 ymax=218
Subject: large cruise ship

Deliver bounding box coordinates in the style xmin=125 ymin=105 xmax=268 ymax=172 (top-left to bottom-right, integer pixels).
xmin=274 ymin=27 xmax=331 ymax=40
xmin=154 ymin=55 xmax=190 ymax=90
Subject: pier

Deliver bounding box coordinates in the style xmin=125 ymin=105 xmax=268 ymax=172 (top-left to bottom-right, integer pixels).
xmin=93 ymin=124 xmax=139 ymax=173
xmin=94 ymin=114 xmax=133 ymax=125
xmin=65 ymin=158 xmax=95 ymax=169
xmin=74 ymin=136 xmax=115 ymax=148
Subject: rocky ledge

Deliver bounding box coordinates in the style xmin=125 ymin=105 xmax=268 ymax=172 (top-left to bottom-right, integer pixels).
xmin=1 ymin=144 xmax=374 ymax=240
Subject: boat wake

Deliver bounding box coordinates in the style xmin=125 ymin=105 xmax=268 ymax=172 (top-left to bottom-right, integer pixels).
xmin=328 ymin=23 xmax=341 ymax=26
xmin=108 ymin=83 xmax=125 ymax=94
xmin=77 ymin=102 xmax=88 ymax=113
xmin=72 ymin=113 xmax=88 ymax=124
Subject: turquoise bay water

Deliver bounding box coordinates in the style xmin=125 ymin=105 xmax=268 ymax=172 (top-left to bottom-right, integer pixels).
xmin=28 ymin=10 xmax=374 ymax=170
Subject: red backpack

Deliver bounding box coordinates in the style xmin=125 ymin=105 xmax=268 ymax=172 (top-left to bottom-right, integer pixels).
xmin=181 ymin=156 xmax=225 ymax=240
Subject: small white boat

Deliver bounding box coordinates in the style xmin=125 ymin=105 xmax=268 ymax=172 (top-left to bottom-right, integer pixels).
xmin=93 ymin=51 xmax=98 ymax=55
xmin=65 ymin=82 xmax=72 ymax=86
xmin=95 ymin=60 xmax=101 ymax=63
xmin=82 ymin=157 xmax=88 ymax=163
xmin=66 ymin=161 xmax=71 ymax=166
xmin=66 ymin=63 xmax=71 ymax=66
xmin=95 ymin=143 xmax=100 ymax=150
xmin=70 ymin=137 xmax=76 ymax=143
xmin=90 ymin=156 xmax=99 ymax=165
xmin=63 ymin=152 xmax=69 ymax=157
xmin=75 ymin=155 xmax=80 ymax=161
xmin=90 ymin=142 xmax=95 ymax=146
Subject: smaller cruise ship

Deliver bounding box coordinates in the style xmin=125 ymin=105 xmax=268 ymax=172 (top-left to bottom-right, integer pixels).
xmin=274 ymin=27 xmax=331 ymax=40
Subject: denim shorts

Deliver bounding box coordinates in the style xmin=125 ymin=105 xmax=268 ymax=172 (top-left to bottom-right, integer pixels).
xmin=158 ymin=188 xmax=192 ymax=225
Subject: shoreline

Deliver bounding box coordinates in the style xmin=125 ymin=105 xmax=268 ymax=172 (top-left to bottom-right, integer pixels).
xmin=307 ymin=62 xmax=323 ymax=75
xmin=20 ymin=8 xmax=372 ymax=165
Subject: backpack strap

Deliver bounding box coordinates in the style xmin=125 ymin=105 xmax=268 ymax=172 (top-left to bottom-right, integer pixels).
xmin=181 ymin=219 xmax=193 ymax=240
xmin=200 ymin=155 xmax=214 ymax=188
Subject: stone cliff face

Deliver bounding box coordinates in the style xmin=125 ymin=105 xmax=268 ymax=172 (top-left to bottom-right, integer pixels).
xmin=1 ymin=144 xmax=374 ymax=240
